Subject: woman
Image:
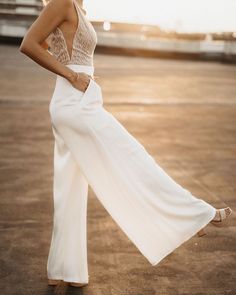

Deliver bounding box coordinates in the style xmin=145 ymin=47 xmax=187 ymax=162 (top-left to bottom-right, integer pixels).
xmin=19 ymin=0 xmax=232 ymax=288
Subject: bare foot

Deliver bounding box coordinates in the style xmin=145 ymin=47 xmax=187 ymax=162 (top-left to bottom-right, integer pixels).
xmin=48 ymin=279 xmax=62 ymax=286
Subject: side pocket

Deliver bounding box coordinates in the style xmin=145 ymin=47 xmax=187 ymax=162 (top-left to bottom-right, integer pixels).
xmin=72 ymin=77 xmax=93 ymax=100
xmin=82 ymin=77 xmax=93 ymax=98
xmin=79 ymin=78 xmax=95 ymax=106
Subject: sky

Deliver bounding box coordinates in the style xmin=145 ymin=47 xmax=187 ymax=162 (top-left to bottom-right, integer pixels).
xmin=84 ymin=0 xmax=236 ymax=33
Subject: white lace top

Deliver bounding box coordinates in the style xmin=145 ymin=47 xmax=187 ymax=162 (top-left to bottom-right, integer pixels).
xmin=47 ymin=0 xmax=97 ymax=66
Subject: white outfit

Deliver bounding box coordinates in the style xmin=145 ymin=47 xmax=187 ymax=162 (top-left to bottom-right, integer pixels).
xmin=47 ymin=64 xmax=216 ymax=284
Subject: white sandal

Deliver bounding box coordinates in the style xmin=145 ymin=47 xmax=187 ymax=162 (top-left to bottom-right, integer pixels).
xmin=197 ymin=206 xmax=233 ymax=237
xmin=48 ymin=278 xmax=88 ymax=287
xmin=210 ymin=207 xmax=233 ymax=227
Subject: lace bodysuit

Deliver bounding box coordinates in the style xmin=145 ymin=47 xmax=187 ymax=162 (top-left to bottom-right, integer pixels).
xmin=47 ymin=0 xmax=97 ymax=66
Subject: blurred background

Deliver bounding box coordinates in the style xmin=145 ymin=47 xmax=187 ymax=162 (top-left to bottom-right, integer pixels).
xmin=0 ymin=1 xmax=235 ymax=295
xmin=0 ymin=0 xmax=236 ymax=61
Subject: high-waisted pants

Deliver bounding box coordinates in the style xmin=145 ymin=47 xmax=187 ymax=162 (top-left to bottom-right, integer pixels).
xmin=47 ymin=64 xmax=216 ymax=284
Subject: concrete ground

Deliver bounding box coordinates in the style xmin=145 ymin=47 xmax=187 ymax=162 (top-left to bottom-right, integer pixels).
xmin=0 ymin=44 xmax=235 ymax=295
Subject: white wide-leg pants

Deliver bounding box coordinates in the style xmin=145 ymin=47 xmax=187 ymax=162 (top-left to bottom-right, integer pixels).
xmin=47 ymin=64 xmax=216 ymax=283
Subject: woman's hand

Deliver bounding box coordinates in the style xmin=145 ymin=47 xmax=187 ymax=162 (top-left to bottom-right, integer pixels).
xmin=68 ymin=72 xmax=93 ymax=93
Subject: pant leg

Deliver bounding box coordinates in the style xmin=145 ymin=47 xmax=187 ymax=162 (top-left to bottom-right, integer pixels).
xmin=50 ymin=78 xmax=216 ymax=266
xmin=47 ymin=125 xmax=89 ymax=283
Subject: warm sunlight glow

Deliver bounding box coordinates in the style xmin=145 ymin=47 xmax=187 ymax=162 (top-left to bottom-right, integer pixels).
xmin=85 ymin=0 xmax=236 ymax=33
xmin=103 ymin=21 xmax=111 ymax=31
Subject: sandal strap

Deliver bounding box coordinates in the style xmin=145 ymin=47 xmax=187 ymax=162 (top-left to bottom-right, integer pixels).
xmin=212 ymin=208 xmax=225 ymax=222
xmin=220 ymin=208 xmax=226 ymax=220
xmin=211 ymin=207 xmax=232 ymax=223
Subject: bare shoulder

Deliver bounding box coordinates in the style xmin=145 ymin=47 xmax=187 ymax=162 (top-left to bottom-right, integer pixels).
xmin=20 ymin=0 xmax=75 ymax=50
xmin=39 ymin=0 xmax=75 ymax=25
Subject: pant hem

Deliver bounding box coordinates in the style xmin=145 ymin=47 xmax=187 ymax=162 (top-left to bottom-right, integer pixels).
xmin=48 ymin=276 xmax=89 ymax=284
xmin=150 ymin=206 xmax=216 ymax=266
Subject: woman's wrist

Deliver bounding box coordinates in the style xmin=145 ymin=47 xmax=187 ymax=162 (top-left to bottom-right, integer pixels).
xmin=65 ymin=70 xmax=79 ymax=83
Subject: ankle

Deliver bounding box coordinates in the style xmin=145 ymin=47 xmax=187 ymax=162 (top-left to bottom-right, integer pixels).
xmin=213 ymin=209 xmax=220 ymax=221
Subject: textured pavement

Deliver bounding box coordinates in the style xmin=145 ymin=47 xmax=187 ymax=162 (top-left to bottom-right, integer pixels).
xmin=0 ymin=44 xmax=236 ymax=295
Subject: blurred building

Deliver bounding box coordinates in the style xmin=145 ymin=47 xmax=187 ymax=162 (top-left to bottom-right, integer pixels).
xmin=0 ymin=0 xmax=235 ymax=62
xmin=0 ymin=0 xmax=42 ymax=39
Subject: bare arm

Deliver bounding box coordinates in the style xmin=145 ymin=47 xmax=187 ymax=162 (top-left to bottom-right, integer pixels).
xmin=19 ymin=0 xmax=78 ymax=83
xmin=40 ymin=40 xmax=50 ymax=50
